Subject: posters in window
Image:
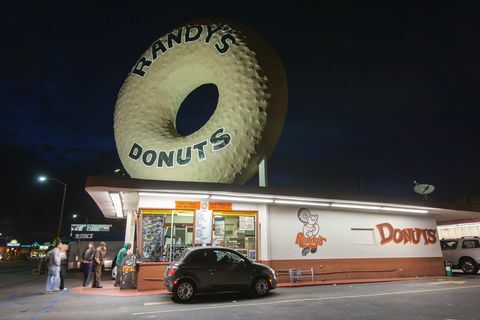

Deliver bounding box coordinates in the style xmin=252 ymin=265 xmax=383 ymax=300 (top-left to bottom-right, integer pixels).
xmin=214 ymin=219 xmax=225 ymax=237
xmin=239 ymin=216 xmax=255 ymax=231
xmin=142 ymin=214 xmax=165 ymax=261
xmin=195 ymin=209 xmax=213 ymax=244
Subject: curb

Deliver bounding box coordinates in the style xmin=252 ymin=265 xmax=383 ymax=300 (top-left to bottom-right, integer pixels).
xmin=277 ymin=276 xmax=446 ymax=288
xmin=70 ymin=277 xmax=446 ymax=297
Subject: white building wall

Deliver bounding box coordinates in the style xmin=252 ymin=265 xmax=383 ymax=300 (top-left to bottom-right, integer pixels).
xmin=269 ymin=205 xmax=442 ymax=260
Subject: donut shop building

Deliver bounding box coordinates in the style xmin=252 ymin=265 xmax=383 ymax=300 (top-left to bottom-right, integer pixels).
xmin=85 ymin=175 xmax=480 ymax=291
xmin=88 ymin=20 xmax=480 ymax=291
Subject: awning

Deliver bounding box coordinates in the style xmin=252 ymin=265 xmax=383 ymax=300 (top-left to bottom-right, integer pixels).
xmin=85 ymin=175 xmax=480 ymax=223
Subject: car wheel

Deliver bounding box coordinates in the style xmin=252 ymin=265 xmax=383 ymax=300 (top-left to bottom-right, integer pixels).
xmin=174 ymin=281 xmax=195 ymax=302
xmin=252 ymin=278 xmax=270 ymax=297
xmin=460 ymin=257 xmax=479 ymax=275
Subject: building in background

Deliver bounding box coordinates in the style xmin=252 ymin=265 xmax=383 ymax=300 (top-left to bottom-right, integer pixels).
xmin=67 ymin=224 xmax=124 ymax=271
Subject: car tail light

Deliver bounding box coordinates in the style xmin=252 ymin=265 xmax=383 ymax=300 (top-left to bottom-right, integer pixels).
xmin=168 ymin=267 xmax=177 ymax=277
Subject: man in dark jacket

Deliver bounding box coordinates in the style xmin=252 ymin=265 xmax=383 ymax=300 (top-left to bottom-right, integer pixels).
xmin=92 ymin=242 xmax=107 ymax=288
xmin=80 ymin=242 xmax=95 ymax=287
xmin=114 ymin=243 xmax=132 ymax=287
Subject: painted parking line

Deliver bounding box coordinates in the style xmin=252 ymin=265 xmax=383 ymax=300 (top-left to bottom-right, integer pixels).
xmin=144 ymin=301 xmax=171 ymax=306
xmin=132 ymin=284 xmax=480 ymax=316
xmin=431 ymin=281 xmax=466 ymax=285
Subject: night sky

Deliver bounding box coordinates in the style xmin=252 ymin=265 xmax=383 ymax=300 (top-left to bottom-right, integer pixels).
xmin=2 ymin=1 xmax=480 ymax=243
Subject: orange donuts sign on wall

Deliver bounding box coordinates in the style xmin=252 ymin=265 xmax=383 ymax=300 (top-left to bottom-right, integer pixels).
xmin=376 ymin=223 xmax=437 ymax=245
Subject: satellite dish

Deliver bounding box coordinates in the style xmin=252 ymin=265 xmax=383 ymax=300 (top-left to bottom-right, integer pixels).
xmin=413 ymin=181 xmax=435 ymax=200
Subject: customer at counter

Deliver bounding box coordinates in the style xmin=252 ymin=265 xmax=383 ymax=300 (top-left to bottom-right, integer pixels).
xmin=80 ymin=242 xmax=95 ymax=287
xmin=114 ymin=242 xmax=132 ymax=287
xmin=92 ymin=242 xmax=107 ymax=288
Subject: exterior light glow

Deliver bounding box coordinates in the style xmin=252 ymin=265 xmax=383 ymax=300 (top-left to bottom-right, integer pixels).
xmin=331 ymin=203 xmax=382 ymax=210
xmin=210 ymin=196 xmax=274 ymax=203
xmin=110 ymin=192 xmax=123 ymax=218
xmin=274 ymin=200 xmax=330 ymax=207
xmin=138 ymin=192 xmax=209 ymax=199
xmin=380 ymin=207 xmax=428 ymax=214
xmin=38 ymin=176 xmax=47 ymax=182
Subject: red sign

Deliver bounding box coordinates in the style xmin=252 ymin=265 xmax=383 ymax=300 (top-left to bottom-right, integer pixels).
xmin=175 ymin=201 xmax=200 ymax=210
xmin=208 ymin=202 xmax=233 ymax=211
xmin=376 ymin=223 xmax=437 ymax=245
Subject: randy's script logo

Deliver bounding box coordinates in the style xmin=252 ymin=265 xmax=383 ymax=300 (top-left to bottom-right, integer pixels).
xmin=295 ymin=208 xmax=327 ymax=256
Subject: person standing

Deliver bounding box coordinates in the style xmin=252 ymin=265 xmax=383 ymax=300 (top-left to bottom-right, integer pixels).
xmin=45 ymin=243 xmax=62 ymax=294
xmin=58 ymin=244 xmax=68 ymax=291
xmin=92 ymin=242 xmax=107 ymax=288
xmin=80 ymin=242 xmax=95 ymax=287
xmin=114 ymin=243 xmax=132 ymax=287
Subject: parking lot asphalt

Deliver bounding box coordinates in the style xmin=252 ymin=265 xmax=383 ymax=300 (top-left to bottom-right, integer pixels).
xmin=1 ymin=260 xmax=480 ymax=320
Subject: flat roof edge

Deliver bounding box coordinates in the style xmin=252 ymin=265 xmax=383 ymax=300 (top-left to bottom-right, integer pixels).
xmin=85 ymin=175 xmax=480 ymax=214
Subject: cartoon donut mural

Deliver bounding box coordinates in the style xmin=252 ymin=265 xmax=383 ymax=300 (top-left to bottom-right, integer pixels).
xmin=296 ymin=208 xmax=327 ymax=256
xmin=114 ymin=19 xmax=288 ymax=184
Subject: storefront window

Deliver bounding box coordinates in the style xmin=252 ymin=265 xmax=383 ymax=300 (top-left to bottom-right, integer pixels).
xmin=163 ymin=210 xmax=194 ymax=261
xmin=212 ymin=212 xmax=256 ymax=260
xmin=141 ymin=209 xmax=194 ymax=262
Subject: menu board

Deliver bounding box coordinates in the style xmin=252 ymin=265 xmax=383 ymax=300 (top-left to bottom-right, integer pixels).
xmin=195 ymin=209 xmax=212 ymax=244
xmin=141 ymin=214 xmax=165 ymax=261
xmin=239 ymin=216 xmax=255 ymax=231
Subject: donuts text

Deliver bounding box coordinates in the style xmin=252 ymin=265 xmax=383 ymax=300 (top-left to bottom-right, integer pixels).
xmin=132 ymin=24 xmax=237 ymax=77
xmin=376 ymin=223 xmax=437 ymax=245
xmin=128 ymin=128 xmax=232 ymax=168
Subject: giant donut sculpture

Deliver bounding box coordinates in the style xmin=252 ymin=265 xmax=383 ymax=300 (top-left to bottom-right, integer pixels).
xmin=114 ymin=20 xmax=288 ymax=184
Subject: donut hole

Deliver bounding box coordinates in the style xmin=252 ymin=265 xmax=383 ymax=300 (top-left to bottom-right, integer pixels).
xmin=175 ymin=83 xmax=219 ymax=136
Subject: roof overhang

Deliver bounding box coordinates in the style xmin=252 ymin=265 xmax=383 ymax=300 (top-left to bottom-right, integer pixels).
xmin=85 ymin=175 xmax=480 ymax=223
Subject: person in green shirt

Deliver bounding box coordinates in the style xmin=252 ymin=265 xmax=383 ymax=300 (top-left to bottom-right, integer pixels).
xmin=114 ymin=243 xmax=132 ymax=287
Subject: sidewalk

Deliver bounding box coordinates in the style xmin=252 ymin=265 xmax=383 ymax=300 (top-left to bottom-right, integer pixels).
xmin=71 ymin=281 xmax=169 ymax=296
xmin=71 ymin=276 xmax=445 ymax=297
xmin=277 ymin=276 xmax=444 ymax=287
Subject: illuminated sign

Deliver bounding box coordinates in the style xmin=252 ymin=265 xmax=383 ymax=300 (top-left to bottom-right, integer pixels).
xmin=74 ymin=233 xmax=94 ymax=240
xmin=175 ymin=201 xmax=201 ymax=210
xmin=128 ymin=128 xmax=231 ymax=168
xmin=132 ymin=24 xmax=237 ymax=78
xmin=7 ymin=239 xmax=20 ymax=247
xmin=208 ymin=202 xmax=233 ymax=211
xmin=376 ymin=223 xmax=437 ymax=245
xmin=114 ymin=20 xmax=288 ymax=184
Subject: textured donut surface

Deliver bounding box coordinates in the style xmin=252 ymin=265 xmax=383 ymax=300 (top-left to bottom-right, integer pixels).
xmin=114 ymin=20 xmax=288 ymax=184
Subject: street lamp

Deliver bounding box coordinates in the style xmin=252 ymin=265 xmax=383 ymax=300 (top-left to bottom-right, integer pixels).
xmin=37 ymin=175 xmax=67 ymax=241
xmin=72 ymin=213 xmax=89 ymax=231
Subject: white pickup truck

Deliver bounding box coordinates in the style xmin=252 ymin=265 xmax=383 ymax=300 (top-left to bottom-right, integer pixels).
xmin=440 ymin=237 xmax=480 ymax=275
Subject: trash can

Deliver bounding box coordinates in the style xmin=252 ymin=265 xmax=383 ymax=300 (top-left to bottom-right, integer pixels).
xmin=445 ymin=261 xmax=453 ymax=277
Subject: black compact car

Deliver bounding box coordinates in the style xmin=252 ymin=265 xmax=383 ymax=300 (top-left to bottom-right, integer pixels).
xmin=164 ymin=247 xmax=277 ymax=302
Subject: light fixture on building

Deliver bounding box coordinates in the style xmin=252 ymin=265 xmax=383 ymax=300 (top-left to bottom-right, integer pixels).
xmin=138 ymin=192 xmax=209 ymax=199
xmin=110 ymin=192 xmax=123 ymax=218
xmin=380 ymin=207 xmax=428 ymax=214
xmin=274 ymin=199 xmax=330 ymax=207
xmin=210 ymin=196 xmax=274 ymax=203
xmin=331 ymin=203 xmax=382 ymax=211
